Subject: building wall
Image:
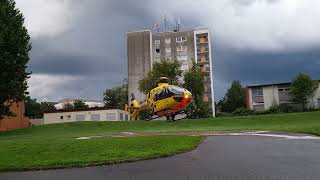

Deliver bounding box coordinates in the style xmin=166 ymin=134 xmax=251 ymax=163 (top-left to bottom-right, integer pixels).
xmin=127 ymin=31 xmax=152 ymax=102
xmin=151 ymin=31 xmax=195 ymax=70
xmin=127 ymin=28 xmax=216 ymax=116
xmin=44 ymin=109 xmax=130 ymax=125
xmin=248 ymin=82 xmax=320 ymax=111
xmin=0 ymin=102 xmax=29 ymax=132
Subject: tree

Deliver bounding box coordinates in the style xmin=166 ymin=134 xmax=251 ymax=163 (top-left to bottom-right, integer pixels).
xmin=73 ymin=100 xmax=89 ymax=109
xmin=103 ymin=82 xmax=128 ymax=109
xmin=63 ymin=103 xmax=74 ymax=110
xmin=138 ymin=58 xmax=182 ymax=94
xmin=0 ymin=0 xmax=31 ymax=118
xmin=183 ymin=62 xmax=210 ymax=118
xmin=290 ymin=73 xmax=318 ymax=111
xmin=220 ymin=80 xmax=246 ymax=113
xmin=40 ymin=102 xmax=56 ymax=113
xmin=24 ymin=96 xmax=42 ymax=118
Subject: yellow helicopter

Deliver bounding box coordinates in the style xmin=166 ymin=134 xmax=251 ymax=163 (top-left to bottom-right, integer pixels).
xmin=127 ymin=77 xmax=192 ymax=121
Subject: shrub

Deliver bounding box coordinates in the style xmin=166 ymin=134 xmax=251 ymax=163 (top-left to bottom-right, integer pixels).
xmin=266 ymin=103 xmax=295 ymax=114
xmin=232 ymin=107 xmax=254 ymax=116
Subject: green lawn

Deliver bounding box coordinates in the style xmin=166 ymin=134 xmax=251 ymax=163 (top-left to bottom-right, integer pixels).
xmin=0 ymin=136 xmax=202 ymax=171
xmin=1 ymin=111 xmax=320 ymax=171
xmin=1 ymin=111 xmax=320 ymax=140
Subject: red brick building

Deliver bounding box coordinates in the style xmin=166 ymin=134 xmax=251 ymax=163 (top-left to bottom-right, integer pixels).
xmin=0 ymin=102 xmax=30 ymax=132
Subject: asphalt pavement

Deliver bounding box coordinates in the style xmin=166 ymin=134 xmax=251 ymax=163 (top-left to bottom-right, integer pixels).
xmin=1 ymin=134 xmax=320 ymax=180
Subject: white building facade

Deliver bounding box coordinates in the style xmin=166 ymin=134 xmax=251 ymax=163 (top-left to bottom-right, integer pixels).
xmin=44 ymin=108 xmax=130 ymax=125
xmin=246 ymin=82 xmax=320 ymax=112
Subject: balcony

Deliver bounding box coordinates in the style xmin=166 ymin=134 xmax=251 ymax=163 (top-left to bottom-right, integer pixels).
xmin=197 ymin=56 xmax=209 ymax=63
xmin=197 ymin=47 xmax=209 ymax=53
xmin=197 ymin=37 xmax=208 ymax=44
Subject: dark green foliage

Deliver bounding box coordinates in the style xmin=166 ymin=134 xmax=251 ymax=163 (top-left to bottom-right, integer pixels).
xmin=0 ymin=0 xmax=31 ymax=118
xmin=290 ymin=73 xmax=319 ymax=111
xmin=232 ymin=107 xmax=254 ymax=116
xmin=103 ymin=82 xmax=128 ymax=109
xmin=267 ymin=103 xmax=295 ymax=114
xmin=40 ymin=102 xmax=56 ymax=113
xmin=183 ymin=62 xmax=210 ymax=119
xmin=73 ymin=100 xmax=89 ymax=109
xmin=220 ymin=80 xmax=246 ymax=112
xmin=24 ymin=96 xmax=56 ymax=118
xmin=24 ymin=96 xmax=42 ymax=118
xmin=63 ymin=103 xmax=74 ymax=110
xmin=138 ymin=58 xmax=182 ymax=94
xmin=138 ymin=108 xmax=153 ymax=121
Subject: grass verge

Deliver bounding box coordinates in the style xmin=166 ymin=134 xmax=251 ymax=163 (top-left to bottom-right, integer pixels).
xmin=0 ymin=136 xmax=202 ymax=172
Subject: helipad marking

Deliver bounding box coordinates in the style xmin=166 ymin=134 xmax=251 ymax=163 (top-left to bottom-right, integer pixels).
xmin=219 ymin=131 xmax=320 ymax=140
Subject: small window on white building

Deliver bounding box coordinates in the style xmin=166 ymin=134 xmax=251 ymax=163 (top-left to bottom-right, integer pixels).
xmin=155 ymin=48 xmax=160 ymax=53
xmin=165 ymin=38 xmax=171 ymax=44
xmin=165 ymin=48 xmax=171 ymax=53
xmin=180 ymin=64 xmax=189 ymax=71
xmin=176 ymin=36 xmax=187 ymax=43
xmin=125 ymin=114 xmax=129 ymax=121
xmin=67 ymin=115 xmax=71 ymax=120
xmin=177 ymin=55 xmax=188 ymax=61
xmin=120 ymin=113 xmax=124 ymax=120
xmin=106 ymin=113 xmax=117 ymax=120
xmin=91 ymin=114 xmax=100 ymax=121
xmin=155 ymin=40 xmax=160 ymax=45
xmin=60 ymin=116 xmax=63 ymax=120
xmin=76 ymin=115 xmax=85 ymax=121
xmin=177 ymin=46 xmax=187 ymax=52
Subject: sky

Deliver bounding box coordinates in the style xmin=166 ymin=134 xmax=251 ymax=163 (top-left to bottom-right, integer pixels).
xmin=15 ymin=0 xmax=320 ymax=102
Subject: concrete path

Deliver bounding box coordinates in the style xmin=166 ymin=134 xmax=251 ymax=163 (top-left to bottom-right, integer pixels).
xmin=1 ymin=133 xmax=320 ymax=180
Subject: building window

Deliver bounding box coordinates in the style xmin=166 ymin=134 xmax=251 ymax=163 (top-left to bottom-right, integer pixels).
xmin=60 ymin=116 xmax=63 ymax=120
xmin=177 ymin=46 xmax=187 ymax=52
xmin=67 ymin=115 xmax=71 ymax=120
xmin=76 ymin=115 xmax=85 ymax=121
xmin=165 ymin=48 xmax=171 ymax=53
xmin=177 ymin=55 xmax=187 ymax=61
xmin=176 ymin=36 xmax=187 ymax=43
xmin=165 ymin=38 xmax=171 ymax=44
xmin=125 ymin=114 xmax=129 ymax=121
xmin=155 ymin=40 xmax=160 ymax=44
xmin=106 ymin=113 xmax=117 ymax=120
xmin=252 ymin=89 xmax=263 ymax=97
xmin=155 ymin=48 xmax=160 ymax=53
xmin=120 ymin=113 xmax=124 ymax=120
xmin=180 ymin=64 xmax=189 ymax=71
xmin=278 ymin=88 xmax=290 ymax=92
xmin=91 ymin=114 xmax=100 ymax=121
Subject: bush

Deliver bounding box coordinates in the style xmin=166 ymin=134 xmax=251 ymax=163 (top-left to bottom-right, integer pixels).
xmin=267 ymin=103 xmax=294 ymax=114
xmin=232 ymin=107 xmax=254 ymax=116
xmin=138 ymin=108 xmax=153 ymax=121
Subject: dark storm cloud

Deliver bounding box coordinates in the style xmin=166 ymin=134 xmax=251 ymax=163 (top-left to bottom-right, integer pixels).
xmin=18 ymin=0 xmax=320 ymax=101
xmin=213 ymin=47 xmax=320 ymax=99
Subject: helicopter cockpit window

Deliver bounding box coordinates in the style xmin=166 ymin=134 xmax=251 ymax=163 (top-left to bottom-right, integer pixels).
xmin=168 ymin=86 xmax=184 ymax=95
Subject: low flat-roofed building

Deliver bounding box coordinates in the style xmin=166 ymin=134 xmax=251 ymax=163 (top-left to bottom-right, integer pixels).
xmin=43 ymin=107 xmax=130 ymax=125
xmin=246 ymin=81 xmax=320 ymax=112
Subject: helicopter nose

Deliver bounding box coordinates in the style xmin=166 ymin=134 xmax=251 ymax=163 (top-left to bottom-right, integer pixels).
xmin=184 ymin=91 xmax=192 ymax=100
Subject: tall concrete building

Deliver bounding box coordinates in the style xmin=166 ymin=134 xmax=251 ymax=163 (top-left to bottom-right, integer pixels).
xmin=127 ymin=28 xmax=215 ymax=116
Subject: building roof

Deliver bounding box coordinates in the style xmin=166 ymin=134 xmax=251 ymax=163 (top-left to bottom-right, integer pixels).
xmin=247 ymin=80 xmax=320 ymax=88
xmin=44 ymin=107 xmax=125 ymax=114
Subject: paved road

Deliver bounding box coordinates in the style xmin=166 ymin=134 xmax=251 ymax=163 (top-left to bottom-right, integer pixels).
xmin=1 ymin=134 xmax=320 ymax=180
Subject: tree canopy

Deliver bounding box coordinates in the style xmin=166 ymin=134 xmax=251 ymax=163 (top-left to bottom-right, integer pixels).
xmin=290 ymin=73 xmax=318 ymax=111
xmin=103 ymin=82 xmax=128 ymax=109
xmin=219 ymin=80 xmax=246 ymax=113
xmin=0 ymin=0 xmax=31 ymax=118
xmin=183 ymin=62 xmax=210 ymax=118
xmin=24 ymin=96 xmax=56 ymax=118
xmin=138 ymin=58 xmax=182 ymax=94
xmin=73 ymin=100 xmax=89 ymax=109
